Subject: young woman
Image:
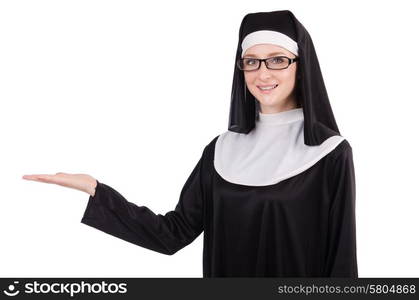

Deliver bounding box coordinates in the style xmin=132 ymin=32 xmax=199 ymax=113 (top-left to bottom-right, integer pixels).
xmin=22 ymin=10 xmax=358 ymax=277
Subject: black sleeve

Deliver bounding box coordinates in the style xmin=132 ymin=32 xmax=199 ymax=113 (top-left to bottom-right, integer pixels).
xmin=80 ymin=146 xmax=207 ymax=256
xmin=323 ymin=141 xmax=358 ymax=277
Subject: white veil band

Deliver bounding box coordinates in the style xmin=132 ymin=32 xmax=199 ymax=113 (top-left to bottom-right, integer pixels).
xmin=241 ymin=30 xmax=299 ymax=57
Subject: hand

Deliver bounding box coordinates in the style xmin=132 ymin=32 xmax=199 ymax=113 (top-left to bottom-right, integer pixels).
xmin=22 ymin=172 xmax=98 ymax=196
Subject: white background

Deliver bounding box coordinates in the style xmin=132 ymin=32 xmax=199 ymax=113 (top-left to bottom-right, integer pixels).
xmin=1 ymin=0 xmax=418 ymax=277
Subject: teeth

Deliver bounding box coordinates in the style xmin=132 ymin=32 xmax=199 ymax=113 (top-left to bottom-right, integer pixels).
xmin=259 ymin=85 xmax=277 ymax=90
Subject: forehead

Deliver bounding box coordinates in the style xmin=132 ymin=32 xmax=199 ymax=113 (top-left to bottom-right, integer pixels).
xmin=243 ymin=44 xmax=293 ymax=57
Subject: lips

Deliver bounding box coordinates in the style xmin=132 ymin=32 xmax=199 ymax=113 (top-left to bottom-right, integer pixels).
xmin=257 ymin=84 xmax=278 ymax=92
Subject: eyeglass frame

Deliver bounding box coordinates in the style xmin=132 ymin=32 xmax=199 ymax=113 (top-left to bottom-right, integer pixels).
xmin=237 ymin=55 xmax=299 ymax=71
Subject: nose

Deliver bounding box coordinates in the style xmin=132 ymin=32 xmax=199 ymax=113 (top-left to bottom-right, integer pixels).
xmin=257 ymin=61 xmax=272 ymax=79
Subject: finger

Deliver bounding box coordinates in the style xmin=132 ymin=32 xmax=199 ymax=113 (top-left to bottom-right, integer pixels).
xmin=22 ymin=174 xmax=54 ymax=183
xmin=22 ymin=174 xmax=48 ymax=180
xmin=23 ymin=173 xmax=67 ymax=180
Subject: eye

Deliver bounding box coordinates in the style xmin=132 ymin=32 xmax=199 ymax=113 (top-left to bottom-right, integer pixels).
xmin=244 ymin=58 xmax=257 ymax=65
xmin=271 ymin=56 xmax=285 ymax=64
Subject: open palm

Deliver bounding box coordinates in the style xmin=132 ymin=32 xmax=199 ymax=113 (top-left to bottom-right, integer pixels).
xmin=22 ymin=172 xmax=97 ymax=196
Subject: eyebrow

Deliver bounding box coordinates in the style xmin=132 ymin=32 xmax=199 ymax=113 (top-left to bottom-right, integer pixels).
xmin=243 ymin=52 xmax=286 ymax=58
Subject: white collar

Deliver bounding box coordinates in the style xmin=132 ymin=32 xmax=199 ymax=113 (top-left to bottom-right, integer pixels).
xmin=214 ymin=108 xmax=344 ymax=186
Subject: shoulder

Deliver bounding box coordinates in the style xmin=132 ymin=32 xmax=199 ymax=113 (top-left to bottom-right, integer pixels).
xmin=204 ymin=128 xmax=236 ymax=151
xmin=326 ymin=138 xmax=356 ymax=194
xmin=203 ymin=129 xmax=244 ymax=154
xmin=202 ymin=129 xmax=240 ymax=161
xmin=199 ymin=134 xmax=221 ymax=159
xmin=204 ymin=134 xmax=220 ymax=150
xmin=329 ymin=138 xmax=352 ymax=157
xmin=326 ymin=138 xmax=355 ymax=173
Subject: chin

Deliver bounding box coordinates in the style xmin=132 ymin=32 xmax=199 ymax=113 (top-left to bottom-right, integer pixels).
xmin=256 ymin=93 xmax=283 ymax=104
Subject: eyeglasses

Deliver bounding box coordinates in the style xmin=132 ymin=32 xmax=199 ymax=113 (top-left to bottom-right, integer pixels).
xmin=237 ymin=56 xmax=299 ymax=71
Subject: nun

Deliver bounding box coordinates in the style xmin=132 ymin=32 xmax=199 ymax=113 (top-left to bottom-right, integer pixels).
xmin=22 ymin=10 xmax=358 ymax=277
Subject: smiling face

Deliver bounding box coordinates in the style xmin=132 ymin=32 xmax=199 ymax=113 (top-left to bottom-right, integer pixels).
xmin=243 ymin=44 xmax=299 ymax=114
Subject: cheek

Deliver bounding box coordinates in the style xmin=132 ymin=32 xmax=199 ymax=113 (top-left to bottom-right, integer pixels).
xmin=244 ymin=73 xmax=253 ymax=84
xmin=278 ymin=70 xmax=296 ymax=87
xmin=244 ymin=74 xmax=257 ymax=90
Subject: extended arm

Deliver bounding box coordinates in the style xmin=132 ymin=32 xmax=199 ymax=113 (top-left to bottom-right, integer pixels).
xmin=80 ymin=149 xmax=206 ymax=255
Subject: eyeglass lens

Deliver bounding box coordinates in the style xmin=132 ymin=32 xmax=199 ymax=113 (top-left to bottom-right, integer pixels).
xmin=240 ymin=56 xmax=290 ymax=70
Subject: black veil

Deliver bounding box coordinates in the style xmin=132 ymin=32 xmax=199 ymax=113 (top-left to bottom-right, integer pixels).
xmin=228 ymin=10 xmax=340 ymax=146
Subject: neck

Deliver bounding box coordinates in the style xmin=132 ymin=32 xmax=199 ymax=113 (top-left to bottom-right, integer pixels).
xmin=258 ymin=107 xmax=303 ymax=126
